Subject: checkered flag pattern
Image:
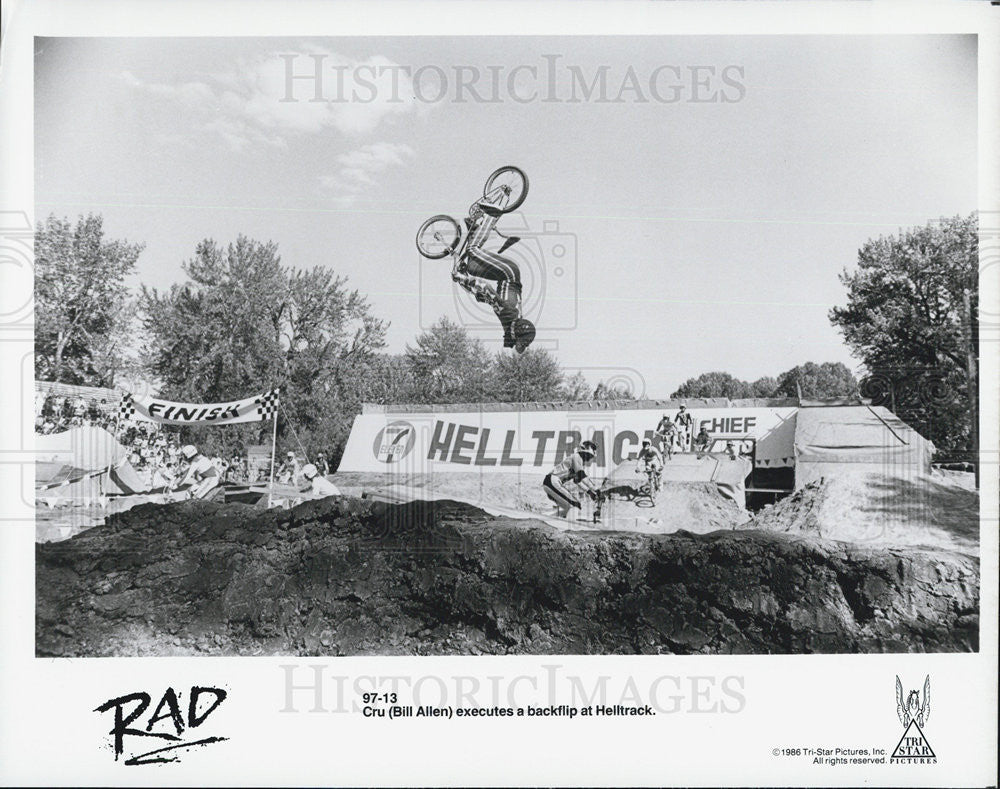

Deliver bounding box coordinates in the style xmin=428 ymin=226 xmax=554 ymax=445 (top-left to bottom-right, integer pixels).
xmin=118 ymin=392 xmax=136 ymax=422
xmin=254 ymin=389 xmax=280 ymax=420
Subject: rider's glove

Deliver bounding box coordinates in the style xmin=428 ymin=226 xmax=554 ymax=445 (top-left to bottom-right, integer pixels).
xmin=474 ymin=289 xmax=491 ymax=303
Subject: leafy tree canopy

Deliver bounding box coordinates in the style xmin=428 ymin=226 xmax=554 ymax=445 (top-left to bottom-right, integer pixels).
xmin=830 ymin=214 xmax=978 ymax=457
xmin=35 ymin=214 xmax=144 ymax=385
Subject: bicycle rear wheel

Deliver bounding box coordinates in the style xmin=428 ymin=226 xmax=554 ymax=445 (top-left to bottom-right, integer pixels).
xmin=484 ymin=165 xmax=529 ymax=213
xmin=416 ymin=214 xmax=461 ymax=259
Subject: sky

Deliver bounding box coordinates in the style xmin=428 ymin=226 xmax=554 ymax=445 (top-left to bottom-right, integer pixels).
xmin=34 ymin=35 xmax=978 ymax=398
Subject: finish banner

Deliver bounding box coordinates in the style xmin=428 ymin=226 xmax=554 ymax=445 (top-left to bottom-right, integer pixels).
xmin=117 ymin=389 xmax=280 ymax=426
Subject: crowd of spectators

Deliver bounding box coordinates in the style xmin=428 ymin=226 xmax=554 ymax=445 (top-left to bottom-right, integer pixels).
xmin=35 ymin=389 xmax=333 ymax=491
xmin=34 ymin=391 xmax=256 ymax=488
xmin=35 ymin=392 xmax=116 ymax=434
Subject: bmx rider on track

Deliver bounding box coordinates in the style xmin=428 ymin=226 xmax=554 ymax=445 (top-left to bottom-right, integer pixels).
xmin=543 ymin=440 xmax=601 ymax=518
xmin=635 ymin=438 xmax=664 ymax=490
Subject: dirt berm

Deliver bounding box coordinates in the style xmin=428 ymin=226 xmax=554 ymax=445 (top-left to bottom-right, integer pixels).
xmin=36 ymin=496 xmax=978 ymax=656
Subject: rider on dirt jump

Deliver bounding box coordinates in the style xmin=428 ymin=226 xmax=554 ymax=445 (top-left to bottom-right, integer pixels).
xmin=542 ymin=440 xmax=601 ymax=518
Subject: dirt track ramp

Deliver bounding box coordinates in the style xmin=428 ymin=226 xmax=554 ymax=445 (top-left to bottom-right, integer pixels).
xmin=36 ymin=497 xmax=978 ymax=656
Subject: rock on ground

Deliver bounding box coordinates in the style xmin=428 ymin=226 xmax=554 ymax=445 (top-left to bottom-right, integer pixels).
xmin=36 ymin=496 xmax=978 ymax=657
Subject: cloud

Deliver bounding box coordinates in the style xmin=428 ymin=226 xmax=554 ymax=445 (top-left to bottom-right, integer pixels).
xmin=120 ymin=48 xmax=422 ymax=152
xmin=319 ymin=142 xmax=415 ymax=206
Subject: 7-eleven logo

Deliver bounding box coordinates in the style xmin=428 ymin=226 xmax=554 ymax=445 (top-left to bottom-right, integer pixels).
xmin=373 ymin=421 xmax=416 ymax=463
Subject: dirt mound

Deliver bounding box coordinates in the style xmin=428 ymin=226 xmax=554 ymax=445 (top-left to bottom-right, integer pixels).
xmin=35 ymin=495 xmax=169 ymax=543
xmin=36 ymin=496 xmax=978 ymax=657
xmin=331 ymin=472 xmax=747 ymax=534
xmin=747 ymin=472 xmax=979 ymax=556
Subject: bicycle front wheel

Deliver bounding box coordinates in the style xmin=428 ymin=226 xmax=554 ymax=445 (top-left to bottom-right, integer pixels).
xmin=416 ymin=214 xmax=461 ymax=259
xmin=483 ymin=165 xmax=529 ymax=213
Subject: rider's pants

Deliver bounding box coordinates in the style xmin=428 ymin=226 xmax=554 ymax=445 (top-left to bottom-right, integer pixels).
xmin=465 ymin=248 xmax=522 ymax=337
xmin=543 ymin=473 xmax=580 ymax=511
xmin=191 ymin=475 xmax=219 ymax=499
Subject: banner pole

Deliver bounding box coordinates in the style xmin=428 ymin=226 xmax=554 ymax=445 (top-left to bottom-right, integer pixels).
xmin=267 ymin=410 xmax=278 ymax=508
xmin=104 ymin=395 xmax=125 ymax=502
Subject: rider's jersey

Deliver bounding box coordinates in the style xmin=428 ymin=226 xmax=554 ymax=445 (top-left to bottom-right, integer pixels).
xmin=637 ymin=446 xmax=663 ymax=465
xmin=694 ymin=431 xmax=711 ymax=449
xmin=309 ymin=476 xmax=340 ymax=497
xmin=549 ymin=452 xmax=588 ymax=484
xmin=181 ymin=456 xmax=218 ymax=486
xmin=674 ymin=411 xmax=693 ymax=428
xmin=655 ymin=417 xmax=676 ymax=434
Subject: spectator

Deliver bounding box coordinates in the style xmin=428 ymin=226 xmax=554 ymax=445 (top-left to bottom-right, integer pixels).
xmin=315 ymin=452 xmax=330 ymax=476
xmin=693 ymin=427 xmax=711 ymax=454
xmin=71 ymin=396 xmax=87 ymax=425
xmin=277 ymin=451 xmax=300 ymax=484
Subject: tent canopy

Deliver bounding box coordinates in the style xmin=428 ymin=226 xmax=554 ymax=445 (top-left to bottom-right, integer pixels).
xmin=793 ymin=405 xmax=934 ymax=488
xmin=36 ymin=426 xmax=148 ymax=499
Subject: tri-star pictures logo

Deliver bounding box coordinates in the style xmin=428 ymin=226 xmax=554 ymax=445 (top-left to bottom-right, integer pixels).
xmin=372 ymin=420 xmax=416 ymax=463
xmin=890 ymin=675 xmax=936 ymax=764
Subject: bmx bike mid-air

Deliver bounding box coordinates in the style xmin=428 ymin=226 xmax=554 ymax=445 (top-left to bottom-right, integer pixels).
xmin=415 ymin=166 xmax=536 ymax=352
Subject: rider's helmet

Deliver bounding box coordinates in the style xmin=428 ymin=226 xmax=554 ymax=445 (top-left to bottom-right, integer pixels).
xmin=578 ymin=440 xmax=598 ymax=458
xmin=302 ymin=463 xmax=318 ymax=480
xmin=678 ymin=404 xmax=686 ymax=411
xmin=641 ymin=438 xmax=651 ymax=447
xmin=181 ymin=444 xmax=197 ymax=460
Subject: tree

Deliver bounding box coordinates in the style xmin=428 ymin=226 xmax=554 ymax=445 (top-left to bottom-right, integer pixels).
xmin=671 ymin=371 xmax=751 ymax=399
xmin=592 ymin=380 xmax=638 ymax=400
xmin=829 ymin=214 xmax=978 ymax=459
xmin=748 ymin=376 xmax=778 ymax=398
xmin=358 ymin=354 xmax=417 ymax=405
xmin=774 ymin=362 xmax=859 ymax=399
xmin=141 ymin=235 xmax=387 ymax=462
xmin=490 ymin=348 xmax=565 ymax=402
xmin=404 ymin=318 xmax=493 ymax=404
xmin=34 ymin=214 xmax=144 ymax=385
xmin=560 ymin=371 xmax=592 ymax=401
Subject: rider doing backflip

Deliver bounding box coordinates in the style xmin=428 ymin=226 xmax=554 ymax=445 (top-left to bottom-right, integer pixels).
xmin=417 ymin=166 xmax=535 ymax=353
xmin=454 ymin=188 xmax=524 ymax=349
